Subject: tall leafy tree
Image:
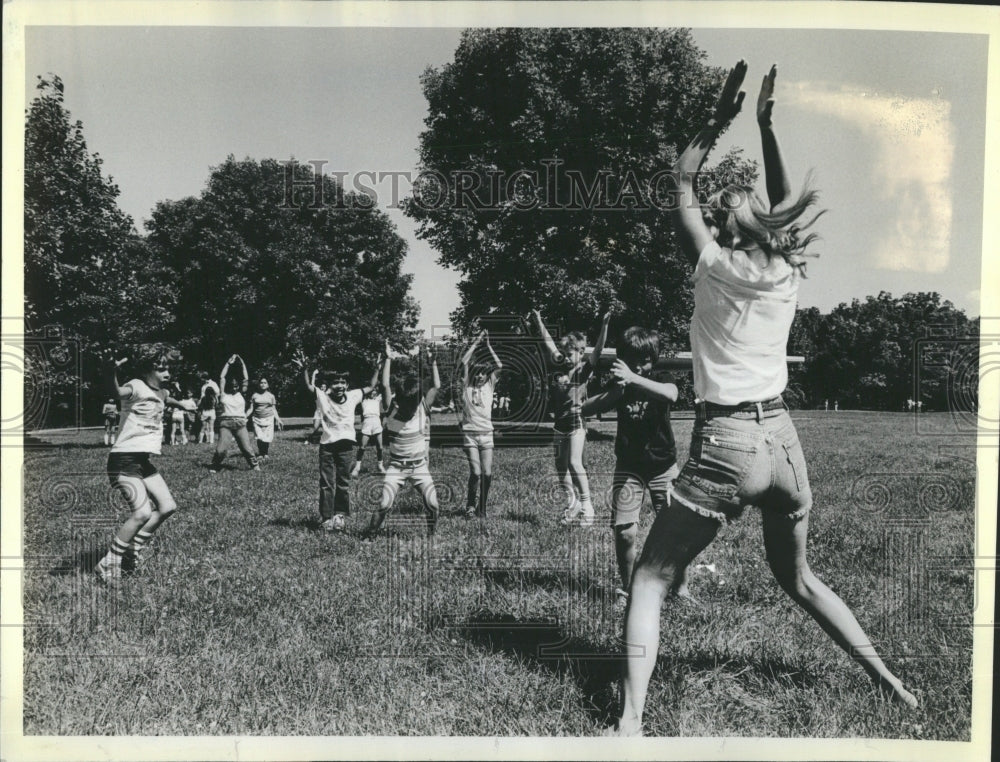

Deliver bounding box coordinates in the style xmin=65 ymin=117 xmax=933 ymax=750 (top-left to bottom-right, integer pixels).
xmin=404 ymin=28 xmax=757 ymax=345
xmin=24 ymin=74 xmax=165 ymax=424
xmin=145 ymin=157 xmax=419 ymax=405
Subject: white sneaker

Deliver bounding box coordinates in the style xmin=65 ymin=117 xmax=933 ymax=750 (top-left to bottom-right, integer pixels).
xmin=351 ymin=462 xmax=361 ymax=477
xmin=323 ymin=514 xmax=347 ymax=533
xmin=560 ymin=500 xmax=582 ymax=526
xmin=94 ymin=558 xmax=122 ymax=588
xmin=377 ymin=462 xmax=386 ymax=474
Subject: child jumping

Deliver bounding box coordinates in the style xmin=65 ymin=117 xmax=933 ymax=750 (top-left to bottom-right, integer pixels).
xmin=582 ymin=327 xmax=686 ymax=608
xmin=459 ymin=329 xmax=502 ymax=518
xmin=95 ymin=346 xmax=185 ymax=587
xmin=294 ymin=349 xmax=374 ymax=532
xmin=364 ymin=340 xmax=441 ymax=538
xmin=532 ymin=308 xmax=611 ymax=527
xmin=209 ymin=354 xmax=259 ymax=472
xmin=250 ymin=377 xmax=283 ymax=461
xmin=611 ymin=62 xmax=916 ymax=736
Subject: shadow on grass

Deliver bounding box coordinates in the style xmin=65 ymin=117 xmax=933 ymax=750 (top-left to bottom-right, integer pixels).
xmin=449 ymin=610 xmax=623 ymax=726
xmin=267 ymin=516 xmax=324 ymax=531
xmin=499 ymin=510 xmax=541 ymax=525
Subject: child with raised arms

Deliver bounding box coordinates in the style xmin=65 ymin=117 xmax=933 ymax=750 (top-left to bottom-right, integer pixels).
xmin=353 ymin=354 xmax=387 ymax=476
xmin=531 ymin=308 xmax=611 ymax=527
xmin=364 ymin=341 xmax=441 ymax=538
xmin=458 ymin=329 xmax=502 ymax=518
xmin=610 ymin=62 xmax=915 ymax=736
xmin=209 ymin=354 xmax=259 ymax=472
xmin=294 ymin=350 xmax=375 ymax=532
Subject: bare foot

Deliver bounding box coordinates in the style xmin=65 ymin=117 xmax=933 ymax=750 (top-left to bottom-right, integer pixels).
xmin=603 ymin=720 xmax=643 ymax=736
xmin=879 ymin=678 xmax=919 ymax=709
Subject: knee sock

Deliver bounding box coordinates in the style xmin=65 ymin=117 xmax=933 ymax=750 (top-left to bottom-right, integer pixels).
xmin=129 ymin=529 xmax=154 ymax=559
xmin=478 ymin=474 xmax=492 ymax=516
xmin=466 ymin=474 xmax=479 ymax=509
xmin=101 ymin=536 xmax=130 ymax=568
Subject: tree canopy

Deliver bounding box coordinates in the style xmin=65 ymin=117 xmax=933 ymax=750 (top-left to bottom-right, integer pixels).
xmin=404 ymin=28 xmax=756 ymax=344
xmin=145 ymin=157 xmax=419 ymax=403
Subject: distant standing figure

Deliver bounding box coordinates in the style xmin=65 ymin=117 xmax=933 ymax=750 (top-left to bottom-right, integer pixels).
xmin=834 ymin=400 xmax=839 ymax=412
xmin=102 ymin=398 xmax=119 ymax=446
xmin=250 ymin=378 xmax=283 ymax=461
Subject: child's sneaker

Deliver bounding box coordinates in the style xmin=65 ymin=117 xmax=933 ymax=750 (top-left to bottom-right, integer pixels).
xmin=377 ymin=462 xmax=386 ymax=474
xmin=94 ymin=558 xmax=122 ymax=589
xmin=560 ymin=500 xmax=582 ymax=526
xmin=614 ymin=587 xmax=630 ymax=611
xmin=577 ymin=503 xmax=596 ymax=528
xmin=323 ymin=514 xmax=347 ymax=533
xmin=351 ymin=462 xmax=362 ymax=477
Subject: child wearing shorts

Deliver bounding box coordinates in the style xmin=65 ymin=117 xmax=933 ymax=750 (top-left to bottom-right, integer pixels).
xmin=209 ymin=354 xmax=259 ymax=472
xmin=364 ymin=341 xmax=441 ymax=538
xmin=96 ymin=346 xmax=185 ymax=587
xmin=582 ymin=327 xmax=686 ymax=607
xmin=459 ymin=329 xmax=502 ymax=518
xmin=102 ymin=399 xmax=119 ymax=446
xmin=250 ymin=378 xmax=283 ymax=461
xmin=353 ymin=356 xmax=386 ymax=475
xmin=532 ymin=308 xmax=611 ymax=527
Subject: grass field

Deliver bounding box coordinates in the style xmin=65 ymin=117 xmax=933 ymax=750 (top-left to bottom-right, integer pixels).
xmin=19 ymin=411 xmax=975 ymax=738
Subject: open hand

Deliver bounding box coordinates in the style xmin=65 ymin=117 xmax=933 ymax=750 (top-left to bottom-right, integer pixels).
xmin=711 ymin=60 xmax=748 ymax=126
xmin=292 ymin=349 xmax=307 ymax=370
xmin=757 ymin=64 xmax=777 ymax=127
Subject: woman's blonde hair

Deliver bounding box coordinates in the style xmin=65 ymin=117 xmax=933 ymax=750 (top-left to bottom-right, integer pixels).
xmin=705 ymin=178 xmax=824 ymax=276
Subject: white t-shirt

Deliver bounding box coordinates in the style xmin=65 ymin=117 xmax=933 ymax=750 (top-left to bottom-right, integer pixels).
xmin=385 ymin=400 xmax=430 ymax=460
xmin=461 ymin=379 xmax=494 ymax=432
xmin=220 ymin=392 xmax=247 ymax=418
xmin=690 ymin=240 xmax=799 ymax=406
xmin=361 ymin=397 xmax=382 ymax=420
xmin=316 ymin=388 xmax=363 ymax=444
xmin=112 ymin=379 xmax=166 ymax=454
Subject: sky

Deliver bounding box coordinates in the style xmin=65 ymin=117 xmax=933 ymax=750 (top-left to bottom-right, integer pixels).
xmin=23 ymin=23 xmax=989 ymax=334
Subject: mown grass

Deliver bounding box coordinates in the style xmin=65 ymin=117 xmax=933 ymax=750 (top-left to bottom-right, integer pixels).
xmin=20 ymin=412 xmax=975 ymax=737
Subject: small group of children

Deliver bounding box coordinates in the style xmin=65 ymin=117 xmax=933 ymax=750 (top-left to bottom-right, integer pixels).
xmin=458 ymin=330 xmax=502 ymax=518
xmin=170 ymin=391 xmax=197 ymax=445
xmin=197 ymin=386 xmax=217 ymax=444
xmin=532 ymin=308 xmax=610 ymax=527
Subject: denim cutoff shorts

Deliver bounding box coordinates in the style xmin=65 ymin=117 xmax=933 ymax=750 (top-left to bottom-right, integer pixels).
xmin=671 ymin=408 xmax=812 ymax=523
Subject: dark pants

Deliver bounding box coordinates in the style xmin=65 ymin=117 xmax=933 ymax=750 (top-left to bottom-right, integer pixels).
xmin=319 ymin=440 xmax=356 ymax=519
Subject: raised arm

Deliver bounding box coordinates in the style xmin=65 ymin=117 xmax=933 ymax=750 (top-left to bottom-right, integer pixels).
xmin=106 ymin=354 xmax=131 ymax=399
xmin=293 ymin=350 xmax=315 ymax=393
xmin=609 ymin=359 xmax=678 ymax=403
xmin=532 ymin=309 xmax=563 ymax=363
xmin=460 ymin=330 xmax=486 ymax=384
xmin=757 ymin=64 xmax=793 ymax=213
xmin=484 ymin=332 xmax=502 ymax=382
xmin=589 ymin=311 xmax=612 ymax=367
xmin=670 ymin=60 xmax=748 ymax=264
xmin=236 ymin=356 xmax=249 ymax=394
xmin=381 ymin=339 xmax=393 ymax=404
xmin=219 ymin=354 xmax=235 ymax=393
xmin=424 ymin=346 xmax=441 ymax=407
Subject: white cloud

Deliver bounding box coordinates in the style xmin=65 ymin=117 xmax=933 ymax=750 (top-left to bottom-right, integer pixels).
xmin=783 ymin=81 xmax=953 ymax=273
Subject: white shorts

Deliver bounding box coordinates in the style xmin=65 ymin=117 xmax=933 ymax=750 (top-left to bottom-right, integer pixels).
xmin=171 ymin=410 xmax=186 ymax=423
xmin=382 ymin=459 xmax=436 ymax=502
xmin=462 ymin=430 xmax=494 ymax=450
xmin=361 ymin=418 xmax=383 ymax=437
